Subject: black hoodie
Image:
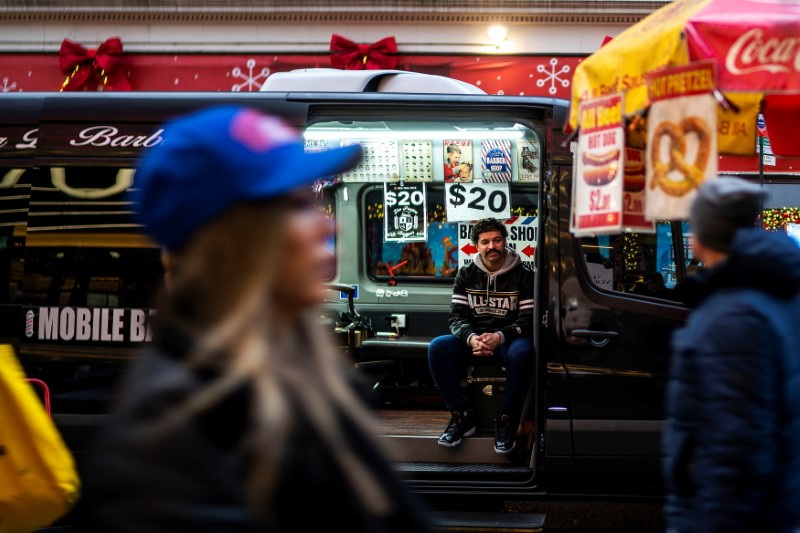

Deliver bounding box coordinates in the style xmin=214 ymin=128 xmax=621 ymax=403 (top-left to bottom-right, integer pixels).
xmin=448 ymin=247 xmax=534 ymax=345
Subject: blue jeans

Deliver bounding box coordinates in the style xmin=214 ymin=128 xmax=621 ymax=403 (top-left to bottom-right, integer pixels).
xmin=428 ymin=334 xmax=533 ymax=419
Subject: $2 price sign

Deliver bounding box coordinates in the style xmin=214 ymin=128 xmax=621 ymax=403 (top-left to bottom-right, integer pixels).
xmin=445 ymin=182 xmax=511 ymax=222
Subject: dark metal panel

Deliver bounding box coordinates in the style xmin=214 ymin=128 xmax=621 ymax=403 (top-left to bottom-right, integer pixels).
xmin=34 ymin=92 xmax=309 ymax=161
xmin=0 ymin=94 xmax=43 ymax=159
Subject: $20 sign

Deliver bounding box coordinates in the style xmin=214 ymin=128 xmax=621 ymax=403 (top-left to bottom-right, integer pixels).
xmin=445 ymin=182 xmax=511 ymax=222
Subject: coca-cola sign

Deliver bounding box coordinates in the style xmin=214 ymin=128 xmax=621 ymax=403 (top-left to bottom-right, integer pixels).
xmin=726 ymin=28 xmax=800 ymax=76
xmin=687 ymin=0 xmax=800 ymax=92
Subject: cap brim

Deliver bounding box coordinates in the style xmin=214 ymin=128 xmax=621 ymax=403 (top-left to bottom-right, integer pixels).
xmin=252 ymin=142 xmax=362 ymax=198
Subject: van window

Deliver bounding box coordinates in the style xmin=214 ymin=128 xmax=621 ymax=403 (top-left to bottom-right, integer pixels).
xmin=23 ymin=166 xmax=163 ymax=309
xmin=579 ymin=222 xmax=685 ymax=301
xmin=0 ymin=166 xmax=31 ymax=304
xmin=365 ymin=186 xmax=458 ymax=280
xmin=317 ymin=188 xmax=337 ymax=281
xmin=305 ymin=118 xmax=542 ymax=282
xmin=365 ymin=186 xmax=537 ymax=282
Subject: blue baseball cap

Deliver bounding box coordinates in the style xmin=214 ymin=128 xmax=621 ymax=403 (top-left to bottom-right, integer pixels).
xmin=130 ymin=105 xmax=361 ymax=251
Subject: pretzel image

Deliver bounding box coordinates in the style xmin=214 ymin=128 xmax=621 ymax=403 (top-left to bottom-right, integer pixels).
xmin=582 ymin=148 xmax=620 ymax=186
xmin=650 ymin=117 xmax=711 ymax=197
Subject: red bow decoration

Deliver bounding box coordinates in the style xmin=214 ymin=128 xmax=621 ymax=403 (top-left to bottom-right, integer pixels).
xmin=59 ymin=37 xmax=131 ymax=91
xmin=330 ymin=34 xmax=398 ymax=70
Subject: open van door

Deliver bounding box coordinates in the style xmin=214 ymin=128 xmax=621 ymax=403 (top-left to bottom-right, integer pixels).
xmin=551 ymin=165 xmax=689 ymax=495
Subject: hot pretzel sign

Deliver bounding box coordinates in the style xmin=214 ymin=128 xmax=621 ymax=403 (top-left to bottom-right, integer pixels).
xmin=645 ymin=61 xmax=718 ymax=220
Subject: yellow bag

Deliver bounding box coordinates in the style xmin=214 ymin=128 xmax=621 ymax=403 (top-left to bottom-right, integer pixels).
xmin=0 ymin=344 xmax=80 ymax=532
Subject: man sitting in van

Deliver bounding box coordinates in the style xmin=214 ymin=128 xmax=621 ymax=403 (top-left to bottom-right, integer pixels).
xmin=428 ymin=218 xmax=533 ymax=453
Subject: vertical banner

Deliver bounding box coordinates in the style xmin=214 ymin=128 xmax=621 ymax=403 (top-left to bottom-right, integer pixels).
xmin=645 ymin=61 xmax=718 ymax=220
xmin=384 ymin=181 xmax=427 ymax=241
xmin=517 ymin=138 xmax=541 ymax=183
xmin=443 ymin=139 xmax=473 ymax=183
xmin=401 ymin=140 xmax=433 ymax=181
xmin=571 ymin=93 xmax=624 ymax=236
xmin=481 ymin=140 xmax=512 ymax=183
xmin=622 ymin=147 xmax=655 ymax=232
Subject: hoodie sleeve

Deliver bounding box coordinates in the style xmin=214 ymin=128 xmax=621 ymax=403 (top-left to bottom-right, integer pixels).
xmin=448 ymin=267 xmax=474 ymax=344
xmin=500 ymin=265 xmax=534 ymax=343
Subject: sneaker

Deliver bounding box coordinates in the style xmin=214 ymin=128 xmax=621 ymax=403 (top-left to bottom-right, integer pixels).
xmin=437 ymin=408 xmax=477 ymax=447
xmin=494 ymin=412 xmax=516 ymax=454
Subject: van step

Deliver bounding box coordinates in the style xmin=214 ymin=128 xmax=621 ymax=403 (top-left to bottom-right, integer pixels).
xmin=433 ymin=511 xmax=545 ymax=532
xmin=396 ymin=461 xmax=531 ymax=474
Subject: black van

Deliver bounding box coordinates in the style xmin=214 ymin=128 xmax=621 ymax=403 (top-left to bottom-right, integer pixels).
xmin=4 ymin=71 xmax=784 ymax=510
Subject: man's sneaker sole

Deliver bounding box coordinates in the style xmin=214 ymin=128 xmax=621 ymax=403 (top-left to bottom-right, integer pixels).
xmin=437 ymin=426 xmax=477 ymax=448
xmin=494 ymin=440 xmax=515 ymax=454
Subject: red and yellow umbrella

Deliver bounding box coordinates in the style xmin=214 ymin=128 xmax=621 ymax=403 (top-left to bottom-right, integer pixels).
xmin=568 ymin=0 xmax=800 ymax=157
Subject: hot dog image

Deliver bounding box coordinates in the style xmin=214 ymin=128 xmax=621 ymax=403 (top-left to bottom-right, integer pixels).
xmin=582 ymin=148 xmax=620 ymax=186
xmin=624 ymin=161 xmax=645 ymax=192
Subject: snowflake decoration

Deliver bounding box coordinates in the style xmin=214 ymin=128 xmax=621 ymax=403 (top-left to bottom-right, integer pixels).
xmin=1 ymin=77 xmax=18 ymax=92
xmin=536 ymin=58 xmax=570 ymax=96
xmin=230 ymin=59 xmax=271 ymax=92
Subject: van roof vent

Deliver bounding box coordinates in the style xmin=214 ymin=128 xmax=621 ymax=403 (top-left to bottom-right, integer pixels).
xmin=260 ymin=68 xmax=486 ymax=95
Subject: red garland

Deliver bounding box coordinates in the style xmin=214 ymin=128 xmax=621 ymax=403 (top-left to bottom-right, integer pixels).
xmin=329 ymin=34 xmax=399 ymax=70
xmin=59 ymin=37 xmax=131 ymax=91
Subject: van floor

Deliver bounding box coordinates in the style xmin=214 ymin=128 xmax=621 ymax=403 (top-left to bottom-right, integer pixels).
xmin=375 ymin=408 xmax=494 ymax=437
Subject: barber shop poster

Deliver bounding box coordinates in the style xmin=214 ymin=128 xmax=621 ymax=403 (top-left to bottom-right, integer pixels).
xmin=384 ymin=181 xmax=427 ymax=242
xmin=481 ymin=140 xmax=512 ymax=183
xmin=443 ymin=139 xmax=473 ymax=183
xmin=401 ymin=140 xmax=433 ymax=182
xmin=517 ymin=138 xmax=540 ymax=183
xmin=645 ymin=61 xmax=718 ymax=220
xmin=571 ymin=93 xmax=624 ymax=236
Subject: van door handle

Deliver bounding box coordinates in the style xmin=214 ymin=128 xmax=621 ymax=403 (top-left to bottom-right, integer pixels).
xmin=568 ymin=329 xmax=618 ymax=348
xmin=568 ymin=329 xmax=619 ymax=339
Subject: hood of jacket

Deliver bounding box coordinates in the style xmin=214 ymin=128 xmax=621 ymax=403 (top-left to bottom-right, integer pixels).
xmin=474 ymin=246 xmax=521 ymax=277
xmin=677 ymin=227 xmax=800 ymax=308
xmin=473 ymin=247 xmax=521 ymax=296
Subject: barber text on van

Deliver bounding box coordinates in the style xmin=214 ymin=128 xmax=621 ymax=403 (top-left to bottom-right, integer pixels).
xmin=69 ymin=126 xmax=164 ymax=148
xmin=31 ymin=307 xmax=155 ymax=343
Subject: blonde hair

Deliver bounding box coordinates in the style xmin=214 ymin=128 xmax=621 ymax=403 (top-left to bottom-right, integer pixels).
xmin=158 ymin=200 xmax=392 ymax=518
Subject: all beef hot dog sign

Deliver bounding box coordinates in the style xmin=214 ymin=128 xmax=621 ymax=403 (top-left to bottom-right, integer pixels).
xmin=571 ymin=94 xmax=624 ymax=236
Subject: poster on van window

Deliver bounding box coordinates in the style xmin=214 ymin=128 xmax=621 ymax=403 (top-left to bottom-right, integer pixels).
xmin=443 ymin=140 xmax=473 ymax=183
xmin=622 ymin=147 xmax=655 ymax=232
xmin=481 ymin=140 xmax=512 ymax=183
xmin=645 ymin=62 xmax=718 ymax=220
xmin=457 ymin=216 xmax=537 ymax=270
xmin=384 ymin=181 xmax=427 ymax=242
xmin=340 ymin=139 xmax=400 ymax=182
xmin=571 ymin=93 xmax=624 ymax=236
xmin=401 ymin=140 xmax=433 ymax=182
xmin=517 ymin=138 xmax=540 ymax=183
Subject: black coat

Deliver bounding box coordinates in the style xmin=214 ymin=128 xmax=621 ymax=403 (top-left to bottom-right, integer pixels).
xmin=77 ymin=325 xmax=434 ymax=532
xmin=664 ymin=228 xmax=800 ymax=533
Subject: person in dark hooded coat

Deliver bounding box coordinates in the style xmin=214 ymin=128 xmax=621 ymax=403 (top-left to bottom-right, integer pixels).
xmin=664 ymin=177 xmax=800 ymax=533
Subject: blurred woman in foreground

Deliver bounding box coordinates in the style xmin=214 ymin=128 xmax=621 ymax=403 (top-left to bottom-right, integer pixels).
xmin=80 ymin=106 xmax=433 ymax=532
